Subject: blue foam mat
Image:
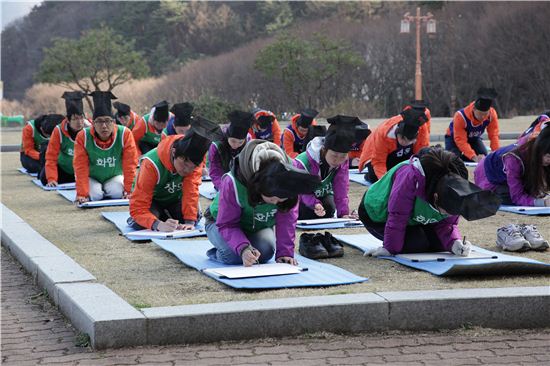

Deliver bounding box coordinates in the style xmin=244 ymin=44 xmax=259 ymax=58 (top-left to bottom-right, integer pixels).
xmin=334 ymin=234 xmax=550 ymax=276
xmin=349 ymin=172 xmax=372 ymax=187
xmin=57 ymin=189 xmax=129 ymax=207
xmin=102 ymin=211 xmax=206 ymax=241
xmin=199 ymin=181 xmax=217 ymax=200
xmin=32 ymin=179 xmax=75 ymax=191
xmin=499 ymin=205 xmax=550 ymax=216
xmin=18 ymin=167 xmax=38 ymax=177
xmin=152 ymin=239 xmax=368 ymax=289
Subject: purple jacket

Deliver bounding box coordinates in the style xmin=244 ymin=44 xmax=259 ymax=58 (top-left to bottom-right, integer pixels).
xmin=208 ymin=143 xmax=225 ymax=190
xmin=385 ymin=161 xmax=461 ymax=253
xmin=215 ymin=173 xmax=299 ymax=259
xmin=293 ymin=137 xmax=350 ymax=216
xmin=474 ymin=154 xmax=543 ymax=207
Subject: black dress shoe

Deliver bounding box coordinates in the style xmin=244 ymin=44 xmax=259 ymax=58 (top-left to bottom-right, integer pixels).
xmin=299 ymin=233 xmax=329 ymax=259
xmin=322 ymin=231 xmax=344 ymax=258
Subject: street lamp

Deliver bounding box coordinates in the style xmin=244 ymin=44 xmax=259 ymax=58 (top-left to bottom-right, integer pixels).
xmin=400 ymin=7 xmax=436 ymax=100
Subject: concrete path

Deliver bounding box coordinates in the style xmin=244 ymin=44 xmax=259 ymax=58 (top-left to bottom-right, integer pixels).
xmin=2 ymin=247 xmax=549 ymax=366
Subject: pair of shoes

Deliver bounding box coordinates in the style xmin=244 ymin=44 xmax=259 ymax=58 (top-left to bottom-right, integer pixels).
xmin=496 ymin=224 xmax=549 ymax=251
xmin=299 ymin=232 xmax=344 ymax=259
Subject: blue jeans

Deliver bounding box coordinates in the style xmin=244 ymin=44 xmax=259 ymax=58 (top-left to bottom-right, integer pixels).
xmin=205 ymin=220 xmax=275 ymax=264
xmin=445 ymin=135 xmax=488 ymax=162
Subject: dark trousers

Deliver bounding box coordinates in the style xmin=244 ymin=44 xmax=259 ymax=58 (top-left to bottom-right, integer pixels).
xmin=364 ymin=162 xmax=378 ymax=183
xmin=445 ymin=135 xmax=488 ymax=162
xmin=39 ymin=165 xmax=75 ymax=185
xmin=129 ymin=199 xmax=184 ymax=230
xmin=358 ymin=195 xmax=445 ymax=254
xmin=139 ymin=141 xmax=157 ymax=155
xmin=493 ymin=184 xmax=514 ymax=205
xmin=299 ymin=195 xmax=336 ymax=220
xmin=20 ymin=152 xmax=41 ymax=173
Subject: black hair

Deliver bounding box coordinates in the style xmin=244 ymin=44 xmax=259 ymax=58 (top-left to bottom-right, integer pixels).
xmin=172 ymin=137 xmax=192 ymax=160
xmin=419 ymin=147 xmax=468 ymax=206
xmin=515 ymin=127 xmax=550 ymax=197
xmin=216 ymin=132 xmax=245 ymax=172
xmin=246 ymin=157 xmax=298 ymax=212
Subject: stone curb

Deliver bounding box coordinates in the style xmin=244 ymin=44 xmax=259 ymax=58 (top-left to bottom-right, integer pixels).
xmin=2 ymin=203 xmax=549 ymax=349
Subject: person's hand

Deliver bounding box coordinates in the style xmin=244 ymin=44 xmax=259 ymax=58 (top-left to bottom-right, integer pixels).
xmin=177 ymin=223 xmax=195 ymax=231
xmin=544 ymin=197 xmax=550 ymax=207
xmin=451 ymin=240 xmax=472 ymax=256
xmin=363 ymin=246 xmax=392 ymax=257
xmin=122 ymin=191 xmax=130 ymax=199
xmin=472 ymin=154 xmax=484 ymax=162
xmin=314 ymin=203 xmax=326 ymax=217
xmin=241 ymin=245 xmax=261 ymax=267
xmin=157 ymin=218 xmax=179 ymax=232
xmin=351 ymin=158 xmax=360 ymax=167
xmin=343 ymin=210 xmax=359 ymax=220
xmin=76 ymin=196 xmax=89 ymax=204
xmin=46 ymin=181 xmax=58 ymax=187
xmin=276 ymin=256 xmax=298 ymax=266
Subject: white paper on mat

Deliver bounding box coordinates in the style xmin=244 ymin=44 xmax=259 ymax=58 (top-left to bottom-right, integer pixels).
xmin=464 ymin=162 xmax=478 ymax=167
xmin=126 ymin=228 xmax=204 ymax=239
xmin=79 ymin=198 xmax=129 ymax=207
xmin=203 ymin=263 xmax=306 ymax=279
xmin=396 ymin=250 xmax=497 ymax=262
xmin=297 ymin=218 xmax=357 ymax=225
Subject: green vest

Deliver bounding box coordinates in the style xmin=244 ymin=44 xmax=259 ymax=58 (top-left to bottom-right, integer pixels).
xmin=56 ymin=125 xmax=76 ymax=175
xmin=210 ymin=172 xmax=278 ymax=233
xmin=23 ymin=120 xmax=50 ymax=150
xmin=295 ymin=152 xmax=335 ymax=198
xmin=363 ymin=160 xmax=448 ymax=226
xmin=85 ymin=125 xmax=124 ymax=183
xmin=140 ymin=113 xmax=162 ymax=147
xmin=137 ymin=148 xmax=183 ymax=204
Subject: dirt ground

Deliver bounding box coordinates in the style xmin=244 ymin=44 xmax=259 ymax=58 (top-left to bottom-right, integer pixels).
xmin=1 ymin=115 xmax=548 ymax=309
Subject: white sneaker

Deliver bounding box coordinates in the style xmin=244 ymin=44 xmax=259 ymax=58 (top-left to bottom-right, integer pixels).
xmin=519 ymin=224 xmax=550 ymax=250
xmin=496 ymin=224 xmax=530 ymax=251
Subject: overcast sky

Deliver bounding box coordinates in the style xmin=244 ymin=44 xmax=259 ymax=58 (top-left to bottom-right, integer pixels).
xmin=1 ymin=1 xmax=42 ymax=30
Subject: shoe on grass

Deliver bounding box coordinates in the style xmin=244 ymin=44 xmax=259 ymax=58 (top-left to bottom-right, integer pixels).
xmin=519 ymin=224 xmax=549 ymax=251
xmin=496 ymin=224 xmax=530 ymax=251
xmin=322 ymin=231 xmax=344 ymax=258
xmin=299 ymin=233 xmax=329 ymax=259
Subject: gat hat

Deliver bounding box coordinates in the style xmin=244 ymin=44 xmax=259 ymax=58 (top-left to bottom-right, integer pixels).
xmin=474 ymin=87 xmax=498 ymax=112
xmin=327 ymin=115 xmax=371 ymax=144
xmin=193 ymin=115 xmax=224 ymax=141
xmin=259 ymin=160 xmax=321 ymax=199
xmin=61 ymin=91 xmax=85 ymax=118
xmin=174 ymin=128 xmax=212 ymax=166
xmin=152 ymin=100 xmax=169 ymax=123
xmin=41 ymin=114 xmax=65 ymax=135
xmin=324 ymin=124 xmax=356 ymax=153
xmin=170 ymin=103 xmax=194 ymax=127
xmin=397 ymin=108 xmax=427 ymax=140
xmin=227 ymin=110 xmax=254 ymax=139
xmin=90 ymin=91 xmax=117 ymax=120
xmin=256 ymin=114 xmax=274 ymax=129
xmin=113 ymin=102 xmax=131 ymax=117
xmin=437 ymin=174 xmax=501 ymax=221
xmin=296 ymin=108 xmax=319 ymax=128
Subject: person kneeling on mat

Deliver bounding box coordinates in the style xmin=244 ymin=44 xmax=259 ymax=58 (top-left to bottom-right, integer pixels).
xmin=358 ymin=147 xmax=500 ymax=257
xmin=204 ymin=140 xmax=320 ymax=267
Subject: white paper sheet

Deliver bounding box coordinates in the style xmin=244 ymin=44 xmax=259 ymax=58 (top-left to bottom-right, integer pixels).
xmin=126 ymin=228 xmax=205 ymax=239
xmin=464 ymin=162 xmax=478 ymax=167
xmin=79 ymin=198 xmax=129 ymax=207
xmin=297 ymin=218 xmax=358 ymax=225
xmin=396 ymin=250 xmax=497 ymax=262
xmin=203 ymin=263 xmax=306 ymax=279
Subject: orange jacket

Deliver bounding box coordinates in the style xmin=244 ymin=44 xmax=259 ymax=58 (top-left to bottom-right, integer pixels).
xmin=130 ymin=135 xmax=203 ymax=229
xmin=124 ymin=111 xmax=142 ymax=130
xmin=282 ymin=114 xmax=317 ymax=158
xmin=358 ymin=115 xmax=430 ymax=177
xmin=446 ymin=102 xmax=499 ymax=160
xmin=44 ymin=119 xmax=90 ymax=182
xmin=250 ymin=110 xmax=282 ymax=146
xmin=348 ymin=140 xmax=365 ymax=161
xmin=73 ymin=126 xmax=138 ymax=198
xmin=21 ymin=123 xmax=42 ymax=160
xmin=132 ymin=115 xmax=162 ymax=155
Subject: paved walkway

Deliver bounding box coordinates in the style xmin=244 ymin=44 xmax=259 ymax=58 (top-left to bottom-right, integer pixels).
xmin=2 ymin=248 xmax=549 ymax=366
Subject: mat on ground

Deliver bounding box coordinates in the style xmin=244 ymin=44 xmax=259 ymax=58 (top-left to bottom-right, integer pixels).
xmin=348 ymin=168 xmax=372 ymax=187
xmin=152 ymin=239 xmax=368 ymax=289
xmin=102 ymin=211 xmax=206 ymax=241
xmin=333 ymin=233 xmax=550 ymax=276
xmin=57 ymin=190 xmax=129 ymax=208
xmin=297 ymin=217 xmax=363 ymax=230
xmin=199 ymin=181 xmax=217 ymax=200
xmin=499 ymin=205 xmax=550 ymax=216
xmin=464 ymin=162 xmax=478 ymax=167
xmin=32 ymin=179 xmax=75 ymax=191
xmin=17 ymin=167 xmax=38 ymax=177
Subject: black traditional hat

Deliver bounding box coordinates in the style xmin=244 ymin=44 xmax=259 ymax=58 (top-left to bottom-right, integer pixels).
xmin=227 ymin=110 xmax=254 ymax=139
xmin=152 ymin=100 xmax=169 ymax=122
xmin=259 ymin=160 xmax=321 ymax=198
xmin=173 ymin=128 xmax=212 ymax=166
xmin=170 ymin=102 xmax=194 ymax=127
xmin=327 ymin=115 xmax=371 ymax=144
xmin=41 ymin=114 xmax=65 ymax=135
xmin=90 ymin=91 xmax=117 ymax=120
xmin=397 ymin=108 xmax=427 ymax=140
xmin=193 ymin=115 xmax=224 ymax=141
xmin=437 ymin=174 xmax=501 ymax=221
xmin=256 ymin=114 xmax=274 ymax=129
xmin=61 ymin=91 xmax=85 ymax=118
xmin=113 ymin=102 xmax=131 ymax=117
xmin=296 ymin=108 xmax=318 ymax=128
xmin=355 ymin=124 xmax=372 ymax=142
xmin=303 ymin=125 xmax=327 ymax=151
xmin=324 ymin=124 xmax=356 ymax=153
xmin=408 ymin=99 xmax=429 ymax=110
xmin=474 ymin=87 xmax=498 ymax=112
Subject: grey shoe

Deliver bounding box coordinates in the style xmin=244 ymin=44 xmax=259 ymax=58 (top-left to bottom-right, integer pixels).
xmin=496 ymin=224 xmax=530 ymax=251
xmin=519 ymin=224 xmax=549 ymax=250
